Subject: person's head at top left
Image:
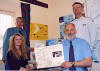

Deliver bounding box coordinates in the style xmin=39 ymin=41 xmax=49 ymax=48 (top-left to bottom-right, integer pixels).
xmin=16 ymin=17 xmax=24 ymax=30
xmin=64 ymin=23 xmax=76 ymax=40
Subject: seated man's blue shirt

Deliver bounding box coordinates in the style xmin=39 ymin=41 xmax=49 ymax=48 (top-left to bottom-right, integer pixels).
xmin=61 ymin=37 xmax=92 ymax=71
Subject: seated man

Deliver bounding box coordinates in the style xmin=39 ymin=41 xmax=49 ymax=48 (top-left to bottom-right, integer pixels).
xmin=61 ymin=23 xmax=92 ymax=71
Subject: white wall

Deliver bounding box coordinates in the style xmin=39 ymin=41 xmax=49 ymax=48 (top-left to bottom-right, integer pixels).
xmin=48 ymin=0 xmax=73 ymax=39
xmin=0 ymin=0 xmax=85 ymax=39
xmin=30 ymin=4 xmax=50 ymax=47
xmin=48 ymin=0 xmax=85 ymax=39
xmin=0 ymin=0 xmax=21 ymax=24
xmin=0 ymin=0 xmax=85 ymax=60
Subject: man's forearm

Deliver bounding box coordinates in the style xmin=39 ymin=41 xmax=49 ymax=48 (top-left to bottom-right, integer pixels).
xmin=74 ymin=57 xmax=92 ymax=67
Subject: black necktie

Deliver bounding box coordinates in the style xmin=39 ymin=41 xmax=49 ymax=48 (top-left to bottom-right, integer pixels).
xmin=69 ymin=41 xmax=76 ymax=71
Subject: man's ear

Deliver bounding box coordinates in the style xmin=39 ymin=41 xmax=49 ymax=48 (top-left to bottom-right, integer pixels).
xmin=64 ymin=26 xmax=66 ymax=34
xmin=81 ymin=7 xmax=84 ymax=13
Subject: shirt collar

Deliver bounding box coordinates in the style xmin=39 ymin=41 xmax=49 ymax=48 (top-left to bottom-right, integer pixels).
xmin=75 ymin=16 xmax=84 ymax=20
xmin=16 ymin=27 xmax=23 ymax=31
xmin=66 ymin=37 xmax=77 ymax=43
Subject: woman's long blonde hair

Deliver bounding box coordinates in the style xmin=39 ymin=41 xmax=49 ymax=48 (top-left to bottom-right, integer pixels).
xmin=8 ymin=33 xmax=28 ymax=60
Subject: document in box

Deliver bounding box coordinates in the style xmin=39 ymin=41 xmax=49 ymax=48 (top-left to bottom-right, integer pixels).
xmin=34 ymin=44 xmax=65 ymax=69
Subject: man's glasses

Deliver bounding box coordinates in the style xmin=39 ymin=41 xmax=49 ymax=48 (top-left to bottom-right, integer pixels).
xmin=17 ymin=21 xmax=23 ymax=23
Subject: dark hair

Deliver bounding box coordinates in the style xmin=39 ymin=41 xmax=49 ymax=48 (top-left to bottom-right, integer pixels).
xmin=16 ymin=17 xmax=24 ymax=22
xmin=72 ymin=2 xmax=84 ymax=8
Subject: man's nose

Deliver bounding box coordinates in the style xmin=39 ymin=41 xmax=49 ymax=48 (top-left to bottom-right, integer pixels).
xmin=74 ymin=8 xmax=78 ymax=10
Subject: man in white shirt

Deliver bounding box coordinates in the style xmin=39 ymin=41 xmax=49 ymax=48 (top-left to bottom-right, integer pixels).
xmin=72 ymin=2 xmax=96 ymax=50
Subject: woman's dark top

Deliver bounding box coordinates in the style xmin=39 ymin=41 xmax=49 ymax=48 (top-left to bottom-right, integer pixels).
xmin=7 ymin=51 xmax=28 ymax=70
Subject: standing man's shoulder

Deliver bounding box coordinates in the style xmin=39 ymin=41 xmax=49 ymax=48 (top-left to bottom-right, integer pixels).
xmin=84 ymin=17 xmax=94 ymax=22
xmin=72 ymin=16 xmax=94 ymax=24
xmin=5 ymin=27 xmax=19 ymax=35
xmin=84 ymin=17 xmax=95 ymax=25
xmin=6 ymin=27 xmax=17 ymax=31
xmin=72 ymin=16 xmax=93 ymax=21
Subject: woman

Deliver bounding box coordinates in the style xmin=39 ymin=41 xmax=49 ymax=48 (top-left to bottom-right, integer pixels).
xmin=7 ymin=33 xmax=31 ymax=70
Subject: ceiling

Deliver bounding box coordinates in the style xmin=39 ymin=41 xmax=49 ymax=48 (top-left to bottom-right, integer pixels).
xmin=0 ymin=0 xmax=49 ymax=12
xmin=37 ymin=0 xmax=49 ymax=4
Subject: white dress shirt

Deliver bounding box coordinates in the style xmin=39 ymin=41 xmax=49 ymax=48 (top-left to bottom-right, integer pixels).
xmin=72 ymin=16 xmax=96 ymax=50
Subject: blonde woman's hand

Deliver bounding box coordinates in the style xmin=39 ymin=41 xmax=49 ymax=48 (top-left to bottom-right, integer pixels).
xmin=19 ymin=67 xmax=28 ymax=71
xmin=26 ymin=64 xmax=33 ymax=70
xmin=30 ymin=48 xmax=34 ymax=52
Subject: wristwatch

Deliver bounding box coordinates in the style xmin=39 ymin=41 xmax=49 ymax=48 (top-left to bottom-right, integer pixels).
xmin=71 ymin=62 xmax=75 ymax=67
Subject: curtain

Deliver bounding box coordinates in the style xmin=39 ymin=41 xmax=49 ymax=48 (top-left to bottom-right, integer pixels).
xmin=21 ymin=3 xmax=30 ymax=47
